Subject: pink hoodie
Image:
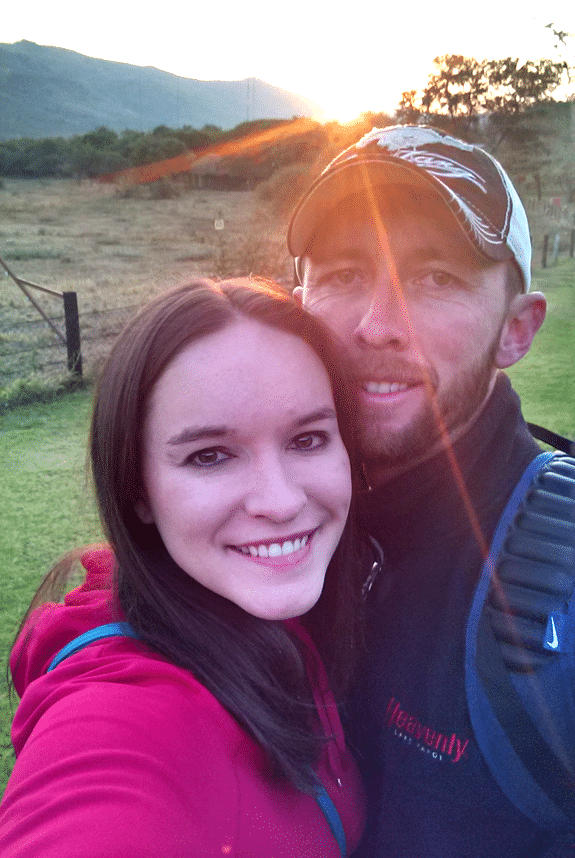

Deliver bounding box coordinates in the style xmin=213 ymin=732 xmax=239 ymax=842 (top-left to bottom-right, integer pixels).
xmin=0 ymin=547 xmax=364 ymax=857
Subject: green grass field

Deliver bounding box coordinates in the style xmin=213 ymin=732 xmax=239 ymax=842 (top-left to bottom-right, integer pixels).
xmin=0 ymin=260 xmax=573 ymax=794
xmin=506 ymin=259 xmax=575 ymax=440
xmin=0 ymin=390 xmax=102 ymax=788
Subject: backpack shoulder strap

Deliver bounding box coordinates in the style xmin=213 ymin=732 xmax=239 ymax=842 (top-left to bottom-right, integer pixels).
xmin=527 ymin=423 xmax=574 ymax=456
xmin=46 ymin=622 xmax=140 ymax=672
xmin=466 ymin=452 xmax=575 ymax=832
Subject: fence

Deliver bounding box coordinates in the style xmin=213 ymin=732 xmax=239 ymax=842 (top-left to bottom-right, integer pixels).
xmin=541 ymin=229 xmax=575 ymax=268
xmin=523 ymin=198 xmax=575 ymax=269
xmin=1 ymin=255 xmax=82 ymax=384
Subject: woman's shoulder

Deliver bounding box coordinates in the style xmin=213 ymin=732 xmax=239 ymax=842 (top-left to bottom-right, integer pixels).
xmin=13 ymin=624 xmax=244 ymax=750
xmin=2 ymin=636 xmax=245 ymax=858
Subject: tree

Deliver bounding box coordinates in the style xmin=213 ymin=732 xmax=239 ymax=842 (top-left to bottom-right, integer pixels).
xmin=399 ymin=53 xmax=568 ymax=143
xmin=420 ymin=55 xmax=488 ymax=127
xmin=484 ymin=57 xmax=568 ymax=115
xmin=397 ymin=91 xmax=422 ymax=125
xmin=81 ymin=126 xmax=118 ymax=151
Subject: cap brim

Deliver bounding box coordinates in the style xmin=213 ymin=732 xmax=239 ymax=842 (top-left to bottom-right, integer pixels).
xmin=288 ymin=155 xmax=477 ymax=259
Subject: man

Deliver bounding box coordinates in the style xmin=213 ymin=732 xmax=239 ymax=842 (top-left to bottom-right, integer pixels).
xmin=288 ymin=125 xmax=573 ymax=857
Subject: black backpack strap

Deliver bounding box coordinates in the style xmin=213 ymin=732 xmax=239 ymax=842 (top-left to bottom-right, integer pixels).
xmin=527 ymin=423 xmax=574 ymax=456
xmin=466 ymin=452 xmax=575 ymax=832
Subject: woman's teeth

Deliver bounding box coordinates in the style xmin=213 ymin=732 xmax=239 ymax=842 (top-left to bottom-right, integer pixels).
xmin=237 ymin=534 xmax=309 ymax=558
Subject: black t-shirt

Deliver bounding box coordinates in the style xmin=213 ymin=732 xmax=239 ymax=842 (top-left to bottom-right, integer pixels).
xmin=348 ymin=374 xmax=554 ymax=858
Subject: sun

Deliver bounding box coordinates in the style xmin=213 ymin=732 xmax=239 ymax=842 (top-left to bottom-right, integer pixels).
xmin=321 ymin=97 xmax=366 ymax=125
xmin=318 ymin=80 xmax=399 ymax=125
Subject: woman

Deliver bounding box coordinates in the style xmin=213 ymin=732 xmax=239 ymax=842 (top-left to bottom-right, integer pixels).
xmin=0 ymin=278 xmax=368 ymax=857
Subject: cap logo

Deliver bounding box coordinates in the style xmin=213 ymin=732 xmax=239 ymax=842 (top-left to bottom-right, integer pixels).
xmin=356 ymin=126 xmax=475 ymax=154
xmin=453 ymin=196 xmax=508 ymax=249
xmin=356 ymin=127 xmax=487 ymax=194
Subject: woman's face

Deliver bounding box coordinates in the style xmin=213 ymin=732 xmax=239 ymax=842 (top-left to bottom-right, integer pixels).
xmin=136 ymin=317 xmax=352 ymax=621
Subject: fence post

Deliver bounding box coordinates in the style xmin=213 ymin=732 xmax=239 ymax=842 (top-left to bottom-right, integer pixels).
xmin=542 ymin=234 xmax=549 ymax=269
xmin=551 ymin=232 xmax=561 ymax=266
xmin=570 ymin=229 xmax=575 ymax=259
xmin=63 ymin=291 xmax=83 ymax=376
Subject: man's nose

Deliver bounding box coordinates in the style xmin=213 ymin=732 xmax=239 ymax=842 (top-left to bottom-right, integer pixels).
xmin=354 ymin=273 xmax=412 ymax=349
xmin=243 ymin=458 xmax=307 ymax=522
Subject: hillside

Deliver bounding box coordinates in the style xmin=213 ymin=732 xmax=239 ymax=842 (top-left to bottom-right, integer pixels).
xmin=0 ymin=40 xmax=321 ymax=140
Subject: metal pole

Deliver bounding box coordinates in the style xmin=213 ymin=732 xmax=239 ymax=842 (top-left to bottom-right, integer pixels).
xmin=63 ymin=291 xmax=83 ymax=376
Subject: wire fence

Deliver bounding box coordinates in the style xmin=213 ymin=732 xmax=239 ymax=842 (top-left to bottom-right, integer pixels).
xmin=0 ymin=304 xmax=140 ymax=384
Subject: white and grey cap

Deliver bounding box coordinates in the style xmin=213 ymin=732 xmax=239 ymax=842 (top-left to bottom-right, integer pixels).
xmin=288 ymin=125 xmax=532 ymax=291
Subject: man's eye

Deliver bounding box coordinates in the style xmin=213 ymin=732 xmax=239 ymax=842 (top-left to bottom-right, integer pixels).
xmin=333 ymin=268 xmax=365 ymax=287
xmin=314 ymin=267 xmax=365 ymax=290
xmin=187 ymin=448 xmax=231 ymax=467
xmin=417 ymin=270 xmax=459 ymax=290
xmin=289 ymin=432 xmax=328 ymax=451
xmin=336 ymin=269 xmax=359 ymax=285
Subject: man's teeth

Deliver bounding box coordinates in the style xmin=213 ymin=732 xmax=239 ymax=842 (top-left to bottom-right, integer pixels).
xmin=364 ymin=381 xmax=409 ymax=394
xmin=238 ymin=535 xmax=309 ymax=558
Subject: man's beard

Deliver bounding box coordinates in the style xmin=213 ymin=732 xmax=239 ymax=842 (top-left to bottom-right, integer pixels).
xmin=358 ymin=338 xmax=500 ymax=473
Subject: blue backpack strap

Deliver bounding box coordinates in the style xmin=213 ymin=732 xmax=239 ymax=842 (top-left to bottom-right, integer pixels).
xmin=466 ymin=452 xmax=575 ymax=831
xmin=313 ymin=777 xmax=347 ymax=856
xmin=46 ymin=622 xmax=139 ymax=672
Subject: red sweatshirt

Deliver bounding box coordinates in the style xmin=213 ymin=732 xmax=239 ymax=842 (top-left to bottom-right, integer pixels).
xmin=0 ymin=547 xmax=364 ymax=857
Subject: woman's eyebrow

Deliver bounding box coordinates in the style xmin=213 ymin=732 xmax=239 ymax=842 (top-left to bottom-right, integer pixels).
xmin=166 ymin=409 xmax=337 ymax=445
xmin=166 ymin=426 xmax=228 ymax=446
xmin=293 ymin=407 xmax=337 ymax=428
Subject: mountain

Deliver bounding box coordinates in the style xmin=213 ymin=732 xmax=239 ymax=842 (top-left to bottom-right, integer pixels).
xmin=0 ymin=40 xmax=322 ymax=140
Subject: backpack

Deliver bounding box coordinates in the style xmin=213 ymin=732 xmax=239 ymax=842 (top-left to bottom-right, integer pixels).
xmin=466 ymin=445 xmax=575 ymax=850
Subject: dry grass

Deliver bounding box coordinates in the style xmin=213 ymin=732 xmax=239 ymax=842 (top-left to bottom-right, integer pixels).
xmin=0 ymin=178 xmax=292 ymax=383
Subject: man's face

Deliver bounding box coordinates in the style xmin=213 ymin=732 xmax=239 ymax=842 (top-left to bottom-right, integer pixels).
xmin=299 ymin=193 xmax=512 ymax=473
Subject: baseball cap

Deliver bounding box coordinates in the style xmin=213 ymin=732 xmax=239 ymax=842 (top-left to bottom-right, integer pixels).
xmin=288 ymin=125 xmax=531 ymax=291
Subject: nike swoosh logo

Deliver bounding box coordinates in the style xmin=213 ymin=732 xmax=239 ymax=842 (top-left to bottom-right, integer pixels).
xmin=546 ymin=616 xmax=559 ymax=650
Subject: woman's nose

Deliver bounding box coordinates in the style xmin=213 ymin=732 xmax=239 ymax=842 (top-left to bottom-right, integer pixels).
xmin=243 ymin=459 xmax=307 ymax=521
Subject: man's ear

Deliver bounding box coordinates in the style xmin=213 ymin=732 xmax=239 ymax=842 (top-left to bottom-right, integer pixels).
xmin=134 ymin=498 xmax=154 ymax=525
xmin=496 ymin=291 xmax=547 ymax=368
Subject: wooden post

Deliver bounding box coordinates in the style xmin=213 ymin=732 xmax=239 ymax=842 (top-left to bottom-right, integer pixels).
xmin=542 ymin=234 xmax=549 ymax=269
xmin=551 ymin=232 xmax=561 ymax=265
xmin=63 ymin=291 xmax=83 ymax=376
xmin=570 ymin=229 xmax=575 ymax=259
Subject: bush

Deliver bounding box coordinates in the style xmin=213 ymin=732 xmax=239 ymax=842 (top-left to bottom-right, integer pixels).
xmin=257 ymin=163 xmax=319 ymax=220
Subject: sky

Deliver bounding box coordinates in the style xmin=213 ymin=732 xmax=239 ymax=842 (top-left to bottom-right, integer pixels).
xmin=3 ymin=1 xmax=575 ymax=122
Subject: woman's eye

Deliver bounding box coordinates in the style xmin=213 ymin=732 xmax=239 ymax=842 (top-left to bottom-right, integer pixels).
xmin=290 ymin=432 xmax=328 ymax=451
xmin=187 ymin=448 xmax=231 ymax=467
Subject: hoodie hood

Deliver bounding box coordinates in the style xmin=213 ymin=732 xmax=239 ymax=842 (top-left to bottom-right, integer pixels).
xmin=11 ymin=547 xmax=120 ymax=698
